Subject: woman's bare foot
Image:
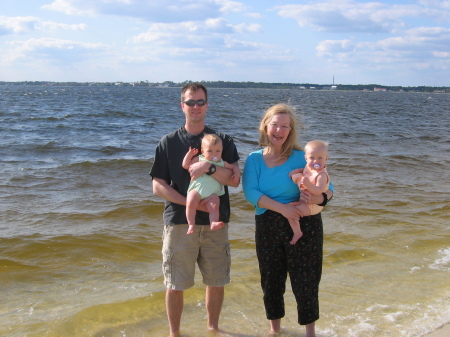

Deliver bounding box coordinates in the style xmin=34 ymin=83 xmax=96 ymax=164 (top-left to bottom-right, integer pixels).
xmin=305 ymin=321 xmax=316 ymax=337
xmin=269 ymin=319 xmax=281 ymax=335
xmin=210 ymin=221 xmax=224 ymax=231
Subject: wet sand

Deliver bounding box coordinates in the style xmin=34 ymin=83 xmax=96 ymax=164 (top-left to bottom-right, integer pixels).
xmin=425 ymin=324 xmax=450 ymax=337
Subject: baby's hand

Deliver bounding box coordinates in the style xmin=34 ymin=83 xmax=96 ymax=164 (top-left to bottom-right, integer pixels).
xmin=300 ymin=176 xmax=312 ymax=189
xmin=231 ymin=174 xmax=239 ymax=185
xmin=188 ymin=147 xmax=198 ymax=156
xmin=292 ymin=173 xmax=303 ymax=185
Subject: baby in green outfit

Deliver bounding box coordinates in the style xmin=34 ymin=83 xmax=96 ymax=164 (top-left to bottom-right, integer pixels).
xmin=182 ymin=134 xmax=240 ymax=234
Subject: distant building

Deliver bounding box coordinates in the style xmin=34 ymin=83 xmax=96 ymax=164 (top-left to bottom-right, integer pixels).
xmin=374 ymin=87 xmax=387 ymax=92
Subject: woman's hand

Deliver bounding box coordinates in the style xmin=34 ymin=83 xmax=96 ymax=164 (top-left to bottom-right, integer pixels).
xmin=289 ymin=168 xmax=303 ymax=179
xmin=300 ymin=189 xmax=314 ymax=204
xmin=301 ymin=190 xmax=332 ymax=205
xmin=279 ymin=201 xmax=303 ymax=222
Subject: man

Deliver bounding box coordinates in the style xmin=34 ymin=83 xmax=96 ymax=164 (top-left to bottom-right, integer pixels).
xmin=150 ymin=83 xmax=240 ymax=337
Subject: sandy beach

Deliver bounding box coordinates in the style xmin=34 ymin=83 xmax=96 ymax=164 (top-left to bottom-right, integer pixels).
xmin=425 ymin=324 xmax=450 ymax=337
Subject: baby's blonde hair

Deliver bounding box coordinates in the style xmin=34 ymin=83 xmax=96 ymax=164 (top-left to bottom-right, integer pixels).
xmin=202 ymin=134 xmax=222 ymax=148
xmin=305 ymin=140 xmax=329 ymax=154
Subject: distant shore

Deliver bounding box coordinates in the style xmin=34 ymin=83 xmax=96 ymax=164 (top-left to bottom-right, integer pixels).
xmin=1 ymin=80 xmax=449 ymax=93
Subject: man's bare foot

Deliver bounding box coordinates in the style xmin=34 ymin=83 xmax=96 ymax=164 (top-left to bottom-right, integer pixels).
xmin=290 ymin=232 xmax=303 ymax=245
xmin=210 ymin=221 xmax=224 ymax=231
xmin=187 ymin=225 xmax=195 ymax=235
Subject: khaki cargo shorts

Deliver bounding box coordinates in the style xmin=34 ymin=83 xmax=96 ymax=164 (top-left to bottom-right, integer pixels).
xmin=162 ymin=224 xmax=231 ymax=290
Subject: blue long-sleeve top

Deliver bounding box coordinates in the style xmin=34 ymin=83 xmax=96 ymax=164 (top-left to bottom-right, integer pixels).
xmin=242 ymin=149 xmax=334 ymax=215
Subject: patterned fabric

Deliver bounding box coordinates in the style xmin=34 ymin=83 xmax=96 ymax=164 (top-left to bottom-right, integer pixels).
xmin=255 ymin=210 xmax=323 ymax=325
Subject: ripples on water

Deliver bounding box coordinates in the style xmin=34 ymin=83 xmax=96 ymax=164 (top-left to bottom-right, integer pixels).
xmin=0 ymin=86 xmax=449 ymax=336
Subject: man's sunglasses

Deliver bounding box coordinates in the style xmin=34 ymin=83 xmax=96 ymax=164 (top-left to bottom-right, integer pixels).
xmin=182 ymin=99 xmax=207 ymax=106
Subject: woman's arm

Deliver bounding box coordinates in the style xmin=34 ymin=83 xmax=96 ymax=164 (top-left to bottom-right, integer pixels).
xmin=300 ymin=187 xmax=333 ymax=205
xmin=257 ymin=195 xmax=302 ymax=220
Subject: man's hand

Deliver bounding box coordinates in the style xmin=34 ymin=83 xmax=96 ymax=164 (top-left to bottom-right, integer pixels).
xmin=189 ymin=160 xmax=209 ymax=181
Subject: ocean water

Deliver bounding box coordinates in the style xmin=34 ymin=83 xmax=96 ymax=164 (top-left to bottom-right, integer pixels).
xmin=0 ymin=85 xmax=449 ymax=337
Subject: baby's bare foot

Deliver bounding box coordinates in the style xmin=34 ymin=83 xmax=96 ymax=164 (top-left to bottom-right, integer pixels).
xmin=210 ymin=221 xmax=224 ymax=231
xmin=290 ymin=232 xmax=303 ymax=245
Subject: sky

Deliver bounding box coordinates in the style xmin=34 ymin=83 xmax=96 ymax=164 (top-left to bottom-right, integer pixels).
xmin=1 ymin=0 xmax=450 ymax=86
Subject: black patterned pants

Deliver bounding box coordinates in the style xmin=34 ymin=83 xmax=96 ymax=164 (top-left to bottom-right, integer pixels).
xmin=255 ymin=210 xmax=323 ymax=325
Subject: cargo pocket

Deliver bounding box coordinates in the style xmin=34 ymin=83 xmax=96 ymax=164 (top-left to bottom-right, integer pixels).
xmin=225 ymin=242 xmax=231 ymax=277
xmin=162 ymin=248 xmax=174 ymax=284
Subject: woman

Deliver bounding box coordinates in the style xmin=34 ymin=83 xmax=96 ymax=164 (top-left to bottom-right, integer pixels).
xmin=242 ymin=103 xmax=333 ymax=337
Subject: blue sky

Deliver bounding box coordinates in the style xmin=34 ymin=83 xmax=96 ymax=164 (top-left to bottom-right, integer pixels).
xmin=1 ymin=0 xmax=449 ymax=86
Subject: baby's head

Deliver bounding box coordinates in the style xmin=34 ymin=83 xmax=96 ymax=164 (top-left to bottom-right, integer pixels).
xmin=201 ymin=134 xmax=223 ymax=162
xmin=304 ymin=140 xmax=328 ymax=170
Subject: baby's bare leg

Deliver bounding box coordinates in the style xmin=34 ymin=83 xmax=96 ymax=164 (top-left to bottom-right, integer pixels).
xmin=186 ymin=190 xmax=201 ymax=234
xmin=289 ymin=217 xmax=303 ymax=245
xmin=205 ymin=194 xmax=224 ymax=231
xmin=289 ymin=203 xmax=312 ymax=245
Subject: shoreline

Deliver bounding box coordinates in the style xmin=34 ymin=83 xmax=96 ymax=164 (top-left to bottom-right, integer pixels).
xmin=425 ymin=324 xmax=450 ymax=337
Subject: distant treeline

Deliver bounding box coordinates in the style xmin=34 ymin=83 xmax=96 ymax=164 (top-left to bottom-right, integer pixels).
xmin=1 ymin=80 xmax=448 ymax=93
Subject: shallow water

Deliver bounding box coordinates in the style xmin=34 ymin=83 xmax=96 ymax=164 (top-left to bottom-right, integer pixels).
xmin=0 ymin=86 xmax=449 ymax=336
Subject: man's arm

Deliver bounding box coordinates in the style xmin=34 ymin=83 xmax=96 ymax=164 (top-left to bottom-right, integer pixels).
xmin=224 ymin=160 xmax=241 ymax=186
xmin=152 ymin=177 xmax=210 ymax=212
xmin=188 ymin=161 xmax=240 ymax=187
xmin=152 ymin=177 xmax=186 ymax=206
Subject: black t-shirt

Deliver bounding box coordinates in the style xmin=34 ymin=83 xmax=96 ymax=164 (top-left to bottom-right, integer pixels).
xmin=150 ymin=126 xmax=240 ymax=225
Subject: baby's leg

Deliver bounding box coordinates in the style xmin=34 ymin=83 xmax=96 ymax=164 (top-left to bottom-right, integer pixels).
xmin=205 ymin=194 xmax=224 ymax=231
xmin=289 ymin=217 xmax=302 ymax=245
xmin=297 ymin=203 xmax=311 ymax=217
xmin=186 ymin=190 xmax=201 ymax=234
xmin=289 ymin=203 xmax=312 ymax=245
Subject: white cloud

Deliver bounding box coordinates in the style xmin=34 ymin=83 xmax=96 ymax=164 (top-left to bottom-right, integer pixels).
xmin=419 ymin=0 xmax=450 ymax=10
xmin=42 ymin=0 xmax=225 ymax=22
xmin=38 ymin=21 xmax=86 ymax=32
xmin=2 ymin=1 xmax=449 ymax=84
xmin=316 ymin=27 xmax=450 ymax=71
xmin=129 ymin=17 xmax=261 ymax=50
xmin=275 ymin=0 xmax=448 ymax=33
xmin=6 ymin=38 xmax=107 ymax=64
xmin=0 ymin=16 xmax=86 ymax=36
xmin=234 ymin=23 xmax=262 ymax=33
xmin=215 ymin=0 xmax=248 ymax=14
xmin=130 ymin=19 xmax=232 ymax=45
xmin=0 ymin=16 xmax=37 ymax=34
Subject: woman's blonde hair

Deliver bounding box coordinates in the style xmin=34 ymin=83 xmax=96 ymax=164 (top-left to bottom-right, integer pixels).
xmin=259 ymin=103 xmax=302 ymax=158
